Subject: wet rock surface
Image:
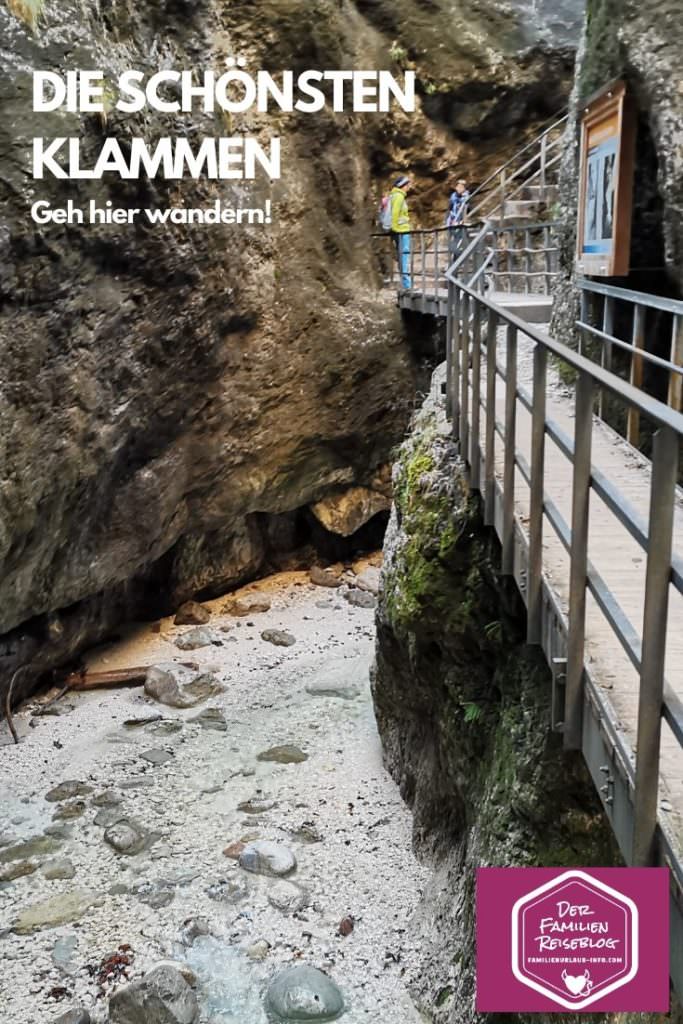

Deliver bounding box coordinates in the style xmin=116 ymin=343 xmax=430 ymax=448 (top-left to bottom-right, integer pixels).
xmin=265 ymin=965 xmax=344 ymax=1021
xmin=239 ymin=841 xmax=297 ymax=878
xmin=0 ymin=569 xmax=425 ymax=1022
xmin=108 ymin=965 xmax=198 ymax=1024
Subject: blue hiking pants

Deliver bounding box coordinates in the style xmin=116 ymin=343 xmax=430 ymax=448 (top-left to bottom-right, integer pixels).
xmin=395 ymin=232 xmax=411 ymax=289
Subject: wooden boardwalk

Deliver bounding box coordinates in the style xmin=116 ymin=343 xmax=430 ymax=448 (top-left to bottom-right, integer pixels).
xmin=483 ymin=334 xmax=683 ymax=845
xmin=392 ymin=213 xmax=683 ymax=990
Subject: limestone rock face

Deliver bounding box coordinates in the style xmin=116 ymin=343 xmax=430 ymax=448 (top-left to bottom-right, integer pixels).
xmin=371 ymin=388 xmax=620 ymax=1023
xmin=0 ymin=0 xmax=583 ymax=703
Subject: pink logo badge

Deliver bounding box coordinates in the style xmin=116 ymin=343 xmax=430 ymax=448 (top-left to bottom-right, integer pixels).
xmin=476 ymin=868 xmax=669 ymax=1012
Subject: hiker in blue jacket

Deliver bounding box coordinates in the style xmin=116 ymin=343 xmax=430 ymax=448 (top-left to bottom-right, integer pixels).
xmin=446 ymin=179 xmax=470 ymax=227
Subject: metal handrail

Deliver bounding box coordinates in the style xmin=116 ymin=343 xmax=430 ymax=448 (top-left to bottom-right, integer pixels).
xmin=446 ymin=275 xmax=683 ymax=433
xmin=577 ymin=277 xmax=683 ymax=430
xmin=467 ymin=113 xmax=567 ymax=210
xmin=444 ymin=272 xmax=683 ymax=966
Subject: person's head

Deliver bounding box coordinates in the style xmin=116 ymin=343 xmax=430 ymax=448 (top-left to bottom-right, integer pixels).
xmin=394 ymin=175 xmax=412 ymax=192
xmin=454 ymin=179 xmax=468 ymax=194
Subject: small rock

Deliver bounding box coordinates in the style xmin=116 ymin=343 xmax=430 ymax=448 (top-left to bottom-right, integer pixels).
xmin=12 ymin=890 xmax=97 ymax=934
xmin=174 ymin=602 xmax=211 ymax=626
xmin=239 ymin=840 xmax=296 ymax=878
xmin=123 ymin=714 xmax=164 ymax=729
xmin=338 ymin=915 xmax=354 ymax=937
xmin=135 ymin=879 xmax=175 ymax=909
xmin=104 ymin=819 xmax=151 ymax=856
xmin=45 ymin=781 xmax=93 ymax=803
xmin=52 ymin=800 xmax=86 ymax=821
xmin=140 ymin=748 xmax=174 ymax=766
xmin=288 ymin=822 xmax=323 ymax=844
xmin=190 ymin=708 xmax=227 ymax=732
xmin=223 ymin=841 xmax=245 ymax=860
xmin=343 ymin=588 xmax=376 ymax=609
xmin=0 ymin=835 xmax=61 ymax=864
xmin=92 ymin=790 xmax=123 ymax=807
xmin=354 ymin=567 xmax=382 ymax=595
xmin=265 ymin=965 xmax=344 ymax=1021
xmin=108 ymin=965 xmax=198 ymax=1024
xmin=152 ymin=960 xmax=198 ymax=988
xmin=145 ymin=665 xmax=196 ymax=709
xmin=147 ymin=720 xmax=183 ymax=736
xmin=94 ymin=806 xmax=125 ymax=828
xmin=238 ymin=797 xmax=276 ymax=814
xmin=261 ymin=629 xmax=296 ymax=647
xmin=309 ymin=566 xmax=342 ymax=589
xmin=246 ymin=939 xmax=271 ymax=961
xmin=0 ymin=860 xmax=38 ymax=882
xmin=179 ymin=917 xmax=211 ymax=947
xmin=227 ymin=594 xmax=272 ymax=616
xmin=42 ymin=858 xmax=76 ymax=881
xmin=175 ymin=627 xmax=223 ymax=651
xmin=52 ymin=1010 xmax=91 ymax=1024
xmin=183 ymin=675 xmax=224 ymax=703
xmin=257 ymin=745 xmax=308 ymax=764
xmin=145 ymin=666 xmax=222 ymax=709
xmin=268 ymin=880 xmax=308 ymax=914
xmin=206 ymin=876 xmax=249 ymax=903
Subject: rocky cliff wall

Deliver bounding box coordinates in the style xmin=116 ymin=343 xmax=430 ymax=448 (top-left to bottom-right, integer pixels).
xmin=0 ymin=0 xmax=583 ymax=703
xmin=551 ymin=0 xmax=683 ymax=353
xmin=371 ymin=385 xmax=680 ymax=1024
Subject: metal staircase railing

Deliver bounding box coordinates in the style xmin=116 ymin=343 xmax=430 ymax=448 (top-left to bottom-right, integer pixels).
xmin=467 ymin=113 xmax=568 ymax=224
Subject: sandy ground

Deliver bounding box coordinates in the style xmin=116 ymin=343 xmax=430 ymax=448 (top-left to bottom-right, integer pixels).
xmin=0 ymin=563 xmax=428 ymax=1023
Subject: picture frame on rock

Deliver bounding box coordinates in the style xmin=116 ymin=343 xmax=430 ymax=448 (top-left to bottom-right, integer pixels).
xmin=576 ymin=79 xmax=636 ymax=278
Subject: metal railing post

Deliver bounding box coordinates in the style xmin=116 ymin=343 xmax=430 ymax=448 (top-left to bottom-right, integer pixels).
xmin=564 ymin=371 xmax=596 ymax=749
xmin=633 ymin=425 xmax=678 ymax=865
xmin=502 ymin=324 xmax=517 ymax=574
xmin=452 ymin=285 xmax=462 ymax=440
xmin=540 ymin=131 xmax=548 ymax=197
xmin=484 ymin=311 xmax=498 ymax=525
xmin=421 ymin=233 xmax=427 ymax=310
xmin=460 ymin=292 xmax=470 ymax=455
xmin=471 ymin=298 xmax=482 ymax=490
xmin=599 ymin=295 xmax=615 ymax=418
xmin=527 ymin=343 xmax=547 ymax=644
xmin=669 ymin=313 xmax=683 ymax=412
xmin=445 ymin=278 xmax=454 ymax=420
xmin=627 ymin=303 xmax=646 ymax=445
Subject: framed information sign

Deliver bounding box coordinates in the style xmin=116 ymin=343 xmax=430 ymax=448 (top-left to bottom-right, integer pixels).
xmin=576 ymin=80 xmax=636 ymax=277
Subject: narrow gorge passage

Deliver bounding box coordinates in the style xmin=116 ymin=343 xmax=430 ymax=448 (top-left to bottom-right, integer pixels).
xmin=0 ymin=563 xmax=427 ymax=1023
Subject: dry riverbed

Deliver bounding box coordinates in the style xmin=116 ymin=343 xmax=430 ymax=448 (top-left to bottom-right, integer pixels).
xmin=0 ymin=560 xmax=428 ymax=1024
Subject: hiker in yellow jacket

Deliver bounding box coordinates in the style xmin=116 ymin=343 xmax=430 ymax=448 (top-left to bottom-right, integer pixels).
xmin=390 ymin=175 xmax=412 ymax=289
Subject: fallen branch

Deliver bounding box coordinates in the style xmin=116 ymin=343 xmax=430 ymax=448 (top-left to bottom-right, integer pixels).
xmin=64 ymin=667 xmax=150 ymax=691
xmin=4 ymin=668 xmax=23 ymax=745
xmin=63 ymin=661 xmax=199 ymax=692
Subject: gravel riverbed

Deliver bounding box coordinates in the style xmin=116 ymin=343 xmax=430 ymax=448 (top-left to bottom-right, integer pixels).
xmin=0 ymin=562 xmax=428 ymax=1024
